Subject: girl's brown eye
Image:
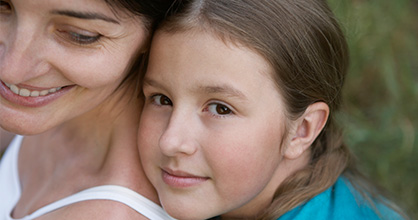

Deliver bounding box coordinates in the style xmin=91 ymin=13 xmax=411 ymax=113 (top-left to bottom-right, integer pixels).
xmin=152 ymin=94 xmax=172 ymax=106
xmin=207 ymin=103 xmax=233 ymax=116
xmin=159 ymin=95 xmax=172 ymax=106
xmin=216 ymin=104 xmax=231 ymax=115
xmin=0 ymin=1 xmax=12 ymax=14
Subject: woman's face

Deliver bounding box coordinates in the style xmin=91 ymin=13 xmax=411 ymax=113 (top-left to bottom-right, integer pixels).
xmin=139 ymin=31 xmax=291 ymax=219
xmin=0 ymin=0 xmax=146 ymax=134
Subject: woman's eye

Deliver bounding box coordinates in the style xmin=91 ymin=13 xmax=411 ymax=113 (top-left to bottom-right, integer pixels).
xmin=0 ymin=1 xmax=12 ymax=14
xmin=207 ymin=103 xmax=233 ymax=116
xmin=68 ymin=32 xmax=101 ymax=44
xmin=57 ymin=29 xmax=101 ymax=45
xmin=151 ymin=94 xmax=172 ymax=106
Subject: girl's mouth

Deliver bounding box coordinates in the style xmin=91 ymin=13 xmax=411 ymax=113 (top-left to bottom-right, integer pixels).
xmin=162 ymin=168 xmax=210 ymax=188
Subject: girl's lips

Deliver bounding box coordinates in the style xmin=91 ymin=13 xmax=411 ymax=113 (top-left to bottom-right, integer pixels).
xmin=0 ymin=81 xmax=75 ymax=108
xmin=162 ymin=168 xmax=209 ymax=188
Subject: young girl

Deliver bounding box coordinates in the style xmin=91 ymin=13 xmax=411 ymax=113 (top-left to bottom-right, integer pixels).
xmin=138 ymin=0 xmax=406 ymax=219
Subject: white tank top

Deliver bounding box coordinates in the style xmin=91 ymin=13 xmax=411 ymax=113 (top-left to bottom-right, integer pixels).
xmin=0 ymin=136 xmax=175 ymax=220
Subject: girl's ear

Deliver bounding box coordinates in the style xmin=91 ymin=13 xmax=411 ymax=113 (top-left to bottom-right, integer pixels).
xmin=284 ymin=102 xmax=329 ymax=160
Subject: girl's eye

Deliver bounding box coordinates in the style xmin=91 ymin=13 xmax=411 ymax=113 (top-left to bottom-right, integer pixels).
xmin=207 ymin=103 xmax=233 ymax=116
xmin=151 ymin=94 xmax=172 ymax=106
xmin=0 ymin=1 xmax=12 ymax=14
xmin=57 ymin=29 xmax=101 ymax=45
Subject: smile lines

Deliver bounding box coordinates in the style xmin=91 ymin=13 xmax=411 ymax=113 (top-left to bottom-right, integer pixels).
xmin=4 ymin=82 xmax=62 ymax=97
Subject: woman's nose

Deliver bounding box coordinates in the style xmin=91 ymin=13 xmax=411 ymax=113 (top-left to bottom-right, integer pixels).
xmin=159 ymin=112 xmax=198 ymax=157
xmin=0 ymin=22 xmax=50 ymax=84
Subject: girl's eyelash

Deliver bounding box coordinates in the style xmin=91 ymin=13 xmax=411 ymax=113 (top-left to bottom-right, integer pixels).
xmin=144 ymin=91 xmax=235 ymax=118
xmin=204 ymin=102 xmax=235 ymax=118
xmin=148 ymin=94 xmax=173 ymax=106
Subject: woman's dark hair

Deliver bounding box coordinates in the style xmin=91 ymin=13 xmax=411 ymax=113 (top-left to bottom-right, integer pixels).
xmin=105 ymin=0 xmax=181 ymax=30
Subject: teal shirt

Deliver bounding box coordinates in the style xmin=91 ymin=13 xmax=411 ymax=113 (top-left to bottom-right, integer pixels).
xmin=278 ymin=177 xmax=403 ymax=220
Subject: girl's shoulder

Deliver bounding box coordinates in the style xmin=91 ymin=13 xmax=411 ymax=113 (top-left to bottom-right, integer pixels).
xmin=278 ymin=176 xmax=404 ymax=220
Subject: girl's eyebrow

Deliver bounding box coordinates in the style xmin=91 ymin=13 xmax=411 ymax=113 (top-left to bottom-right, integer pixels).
xmin=201 ymin=85 xmax=248 ymax=101
xmin=143 ymin=77 xmax=248 ymax=101
xmin=51 ymin=10 xmax=120 ymax=24
xmin=143 ymin=77 xmax=162 ymax=89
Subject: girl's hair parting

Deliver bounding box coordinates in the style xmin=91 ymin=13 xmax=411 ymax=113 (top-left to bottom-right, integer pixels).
xmin=103 ymin=0 xmax=184 ymax=96
xmin=156 ymin=0 xmax=407 ymax=219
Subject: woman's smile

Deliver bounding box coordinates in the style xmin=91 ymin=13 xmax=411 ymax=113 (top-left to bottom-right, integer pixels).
xmin=0 ymin=80 xmax=75 ymax=107
xmin=3 ymin=81 xmax=65 ymax=97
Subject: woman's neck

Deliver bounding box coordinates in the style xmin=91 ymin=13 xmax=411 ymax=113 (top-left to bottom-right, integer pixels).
xmin=13 ymin=91 xmax=154 ymax=217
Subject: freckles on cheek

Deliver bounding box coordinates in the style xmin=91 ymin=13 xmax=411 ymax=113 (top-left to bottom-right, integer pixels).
xmin=138 ymin=116 xmax=161 ymax=148
xmin=138 ymin=131 xmax=156 ymax=165
xmin=212 ymin=145 xmax=273 ymax=182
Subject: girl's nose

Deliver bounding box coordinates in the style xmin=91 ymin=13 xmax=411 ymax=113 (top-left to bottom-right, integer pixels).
xmin=158 ymin=112 xmax=198 ymax=157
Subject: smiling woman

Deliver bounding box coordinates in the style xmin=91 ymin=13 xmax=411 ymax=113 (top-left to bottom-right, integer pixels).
xmin=0 ymin=0 xmax=180 ymax=219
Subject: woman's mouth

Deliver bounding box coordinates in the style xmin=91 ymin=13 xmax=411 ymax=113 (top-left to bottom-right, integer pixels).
xmin=0 ymin=81 xmax=74 ymax=107
xmin=3 ymin=82 xmax=63 ymax=97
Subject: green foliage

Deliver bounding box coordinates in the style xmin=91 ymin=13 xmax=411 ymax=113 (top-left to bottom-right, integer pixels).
xmin=328 ymin=0 xmax=418 ymax=218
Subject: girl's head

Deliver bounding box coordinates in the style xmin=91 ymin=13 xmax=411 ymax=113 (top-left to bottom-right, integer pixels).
xmin=160 ymin=0 xmax=348 ymax=122
xmin=139 ymin=0 xmax=349 ymax=219
xmin=0 ymin=0 xmax=178 ymax=135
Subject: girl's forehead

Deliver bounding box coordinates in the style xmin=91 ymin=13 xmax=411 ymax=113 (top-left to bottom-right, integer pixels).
xmin=148 ymin=29 xmax=285 ymax=104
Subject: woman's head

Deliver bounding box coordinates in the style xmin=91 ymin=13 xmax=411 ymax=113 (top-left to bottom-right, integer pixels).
xmin=139 ymin=0 xmax=350 ymax=218
xmin=0 ymin=0 xmax=177 ymax=135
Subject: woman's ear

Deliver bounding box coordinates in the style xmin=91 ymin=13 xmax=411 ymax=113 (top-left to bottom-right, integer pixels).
xmin=284 ymin=102 xmax=329 ymax=159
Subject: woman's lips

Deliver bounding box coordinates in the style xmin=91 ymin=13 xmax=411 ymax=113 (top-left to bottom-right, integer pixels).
xmin=162 ymin=168 xmax=209 ymax=188
xmin=0 ymin=81 xmax=74 ymax=107
xmin=4 ymin=82 xmax=63 ymax=97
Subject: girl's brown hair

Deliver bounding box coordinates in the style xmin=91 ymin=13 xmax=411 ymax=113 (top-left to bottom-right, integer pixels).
xmin=156 ymin=0 xmax=406 ymax=219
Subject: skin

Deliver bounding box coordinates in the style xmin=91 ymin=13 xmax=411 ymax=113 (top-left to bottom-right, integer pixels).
xmin=0 ymin=127 xmax=14 ymax=153
xmin=0 ymin=0 xmax=145 ymax=135
xmin=138 ymin=30 xmax=329 ymax=219
xmin=0 ymin=0 xmax=157 ymax=219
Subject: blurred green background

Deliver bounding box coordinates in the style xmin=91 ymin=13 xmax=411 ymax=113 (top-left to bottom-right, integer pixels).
xmin=328 ymin=0 xmax=418 ymax=218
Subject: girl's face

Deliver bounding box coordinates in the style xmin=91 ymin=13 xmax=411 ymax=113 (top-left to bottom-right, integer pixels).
xmin=139 ymin=31 xmax=292 ymax=219
xmin=0 ymin=0 xmax=146 ymax=134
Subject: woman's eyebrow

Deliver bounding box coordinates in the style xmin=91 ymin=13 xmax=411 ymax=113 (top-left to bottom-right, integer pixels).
xmin=51 ymin=10 xmax=120 ymax=24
